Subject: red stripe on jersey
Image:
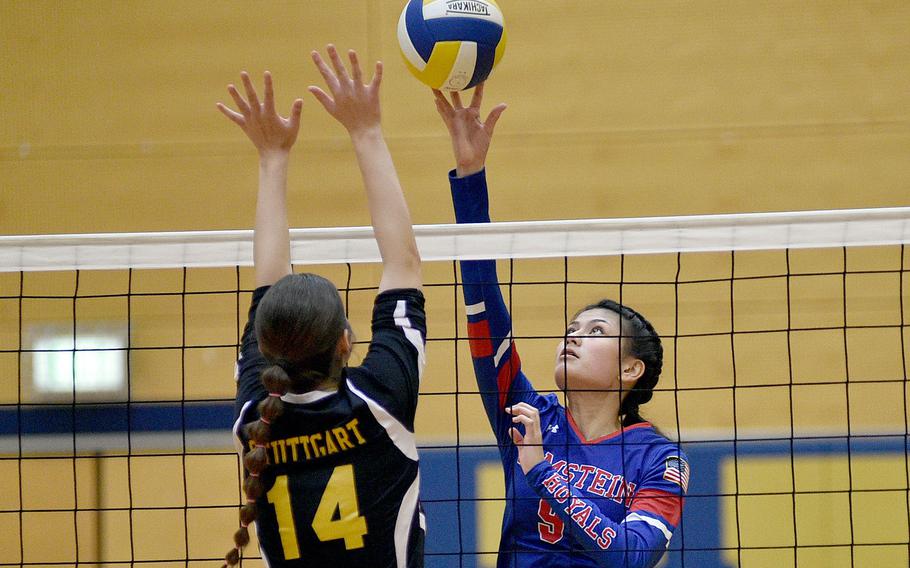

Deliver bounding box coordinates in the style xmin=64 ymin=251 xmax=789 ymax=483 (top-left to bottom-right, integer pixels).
xmin=467 ymin=320 xmax=494 ymax=358
xmin=496 ymin=346 xmax=521 ymax=408
xmin=630 ymin=488 xmax=684 ymax=526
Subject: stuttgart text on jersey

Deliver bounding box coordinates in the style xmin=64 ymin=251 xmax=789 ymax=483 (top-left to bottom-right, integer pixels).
xmin=244 ymin=418 xmax=368 ymax=465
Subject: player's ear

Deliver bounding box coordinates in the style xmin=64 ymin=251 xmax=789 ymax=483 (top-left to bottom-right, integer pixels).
xmin=620 ymin=357 xmax=645 ymax=387
xmin=337 ymin=326 xmax=353 ymax=363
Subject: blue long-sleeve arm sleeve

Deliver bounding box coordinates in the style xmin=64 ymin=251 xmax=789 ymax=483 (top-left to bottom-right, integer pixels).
xmin=449 ymin=169 xmax=545 ymax=448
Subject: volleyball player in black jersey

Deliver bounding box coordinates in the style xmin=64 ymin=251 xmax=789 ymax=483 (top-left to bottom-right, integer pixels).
xmin=217 ymin=45 xmax=425 ymax=568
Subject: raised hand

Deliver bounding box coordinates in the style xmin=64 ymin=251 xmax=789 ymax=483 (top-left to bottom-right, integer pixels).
xmin=308 ymin=45 xmax=382 ymax=135
xmin=217 ymin=71 xmax=303 ymax=158
xmin=433 ymin=82 xmax=507 ymax=177
xmin=506 ymin=402 xmax=546 ymax=474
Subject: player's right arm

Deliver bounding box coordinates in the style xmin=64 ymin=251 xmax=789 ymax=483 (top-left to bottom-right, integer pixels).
xmin=217 ymin=72 xmax=303 ymax=414
xmin=310 ymin=45 xmax=422 ymax=293
xmin=435 ymin=85 xmax=544 ymax=443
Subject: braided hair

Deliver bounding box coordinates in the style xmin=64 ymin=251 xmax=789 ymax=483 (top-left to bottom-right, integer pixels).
xmin=224 ymin=273 xmax=348 ymax=567
xmin=578 ymin=300 xmax=663 ymax=428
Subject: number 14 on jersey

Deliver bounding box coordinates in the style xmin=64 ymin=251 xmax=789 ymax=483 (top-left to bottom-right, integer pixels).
xmin=267 ymin=464 xmax=368 ymax=559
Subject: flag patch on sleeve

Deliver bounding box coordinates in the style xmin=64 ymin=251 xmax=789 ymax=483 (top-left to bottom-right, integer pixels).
xmin=663 ymin=456 xmax=690 ymax=492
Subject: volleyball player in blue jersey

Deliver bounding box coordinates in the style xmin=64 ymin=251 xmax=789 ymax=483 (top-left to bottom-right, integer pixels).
xmin=216 ymin=46 xmax=425 ymax=567
xmin=432 ymin=85 xmax=688 ymax=568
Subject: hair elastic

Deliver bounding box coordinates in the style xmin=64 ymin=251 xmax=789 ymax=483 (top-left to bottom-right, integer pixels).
xmin=268 ymin=392 xmax=282 ymax=398
xmin=260 ymin=417 xmax=271 ymax=425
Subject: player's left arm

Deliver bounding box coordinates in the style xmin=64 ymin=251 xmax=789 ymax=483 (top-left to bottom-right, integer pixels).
xmin=510 ymin=404 xmax=687 ymax=567
xmin=217 ymin=72 xmax=303 ymax=413
xmin=217 ymin=71 xmax=302 ymax=288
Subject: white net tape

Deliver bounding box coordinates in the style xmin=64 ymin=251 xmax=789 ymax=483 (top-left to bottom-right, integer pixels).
xmin=4 ymin=206 xmax=910 ymax=271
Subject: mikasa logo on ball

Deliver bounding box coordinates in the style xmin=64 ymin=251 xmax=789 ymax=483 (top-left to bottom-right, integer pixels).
xmin=445 ymin=1 xmax=491 ymax=16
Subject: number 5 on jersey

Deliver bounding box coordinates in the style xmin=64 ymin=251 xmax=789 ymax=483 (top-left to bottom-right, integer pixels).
xmin=538 ymin=499 xmax=565 ymax=543
xmin=267 ymin=464 xmax=368 ymax=559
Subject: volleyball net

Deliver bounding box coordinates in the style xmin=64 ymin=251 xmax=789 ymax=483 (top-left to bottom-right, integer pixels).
xmin=2 ymin=207 xmax=910 ymax=567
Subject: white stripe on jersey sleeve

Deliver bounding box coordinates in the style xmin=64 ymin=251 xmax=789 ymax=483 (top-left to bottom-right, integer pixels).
xmin=232 ymin=399 xmax=255 ymax=458
xmin=347 ymin=380 xmax=419 ymax=461
xmin=394 ymin=472 xmax=421 ymax=568
xmin=623 ymin=512 xmax=673 ymax=546
xmin=465 ymin=301 xmax=486 ymax=316
xmin=393 ymin=299 xmax=426 ymax=381
xmin=492 ymin=331 xmax=512 ymax=367
xmin=259 ymin=544 xmax=273 ymax=568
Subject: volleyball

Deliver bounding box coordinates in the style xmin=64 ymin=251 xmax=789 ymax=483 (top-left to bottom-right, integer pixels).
xmin=397 ymin=0 xmax=507 ymax=91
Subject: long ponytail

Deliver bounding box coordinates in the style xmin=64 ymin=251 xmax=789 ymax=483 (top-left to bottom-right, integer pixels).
xmin=223 ymin=365 xmax=290 ymax=566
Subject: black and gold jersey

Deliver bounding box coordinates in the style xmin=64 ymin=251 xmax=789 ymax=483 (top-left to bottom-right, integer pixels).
xmin=234 ymin=287 xmax=426 ymax=568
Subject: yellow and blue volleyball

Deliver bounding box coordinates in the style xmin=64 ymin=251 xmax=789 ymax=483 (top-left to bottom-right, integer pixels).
xmin=397 ymin=0 xmax=506 ymax=91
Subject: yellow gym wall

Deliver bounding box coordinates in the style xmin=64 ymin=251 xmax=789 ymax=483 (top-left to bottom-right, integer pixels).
xmin=2 ymin=1 xmax=909 ymax=567
xmin=2 ymin=0 xmax=908 ymax=432
xmin=1 ymin=1 xmax=908 ymax=235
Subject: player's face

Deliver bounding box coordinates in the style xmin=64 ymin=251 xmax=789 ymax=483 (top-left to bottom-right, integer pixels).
xmin=554 ymin=308 xmax=632 ymax=393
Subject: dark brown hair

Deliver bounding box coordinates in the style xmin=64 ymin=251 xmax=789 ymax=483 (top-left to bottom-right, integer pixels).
xmin=224 ymin=273 xmax=348 ymax=566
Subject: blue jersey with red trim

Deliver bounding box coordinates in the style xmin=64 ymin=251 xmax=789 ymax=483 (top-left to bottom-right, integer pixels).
xmin=450 ymin=169 xmax=688 ymax=568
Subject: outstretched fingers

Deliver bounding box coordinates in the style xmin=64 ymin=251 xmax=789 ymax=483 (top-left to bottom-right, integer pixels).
xmin=311 ymin=50 xmax=340 ymax=92
xmin=327 ymin=44 xmax=351 ymax=83
xmin=217 ymin=70 xmax=303 ymax=154
xmin=432 ymin=89 xmax=455 ymax=125
xmin=240 ymin=72 xmax=261 ymax=114
xmin=450 ymin=90 xmax=464 ymax=110
xmin=262 ymin=71 xmax=276 ymax=116
xmin=218 ymin=75 xmax=255 ymax=126
xmin=226 ymin=83 xmax=250 ymax=116
xmin=469 ymin=81 xmax=485 ymax=110
xmin=433 ymin=89 xmax=453 ymax=111
xmin=307 ymin=85 xmax=334 ymax=113
xmin=369 ymin=60 xmax=383 ymax=91
xmin=308 ymin=45 xmax=383 ymax=132
xmin=215 ymin=102 xmax=245 ymax=127
xmin=288 ymin=98 xmax=304 ymax=129
xmin=348 ymin=50 xmax=363 ymax=86
xmin=484 ymin=103 xmax=508 ymax=135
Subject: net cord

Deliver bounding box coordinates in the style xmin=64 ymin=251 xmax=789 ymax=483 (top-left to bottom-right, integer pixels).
xmin=4 ymin=206 xmax=910 ymax=272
